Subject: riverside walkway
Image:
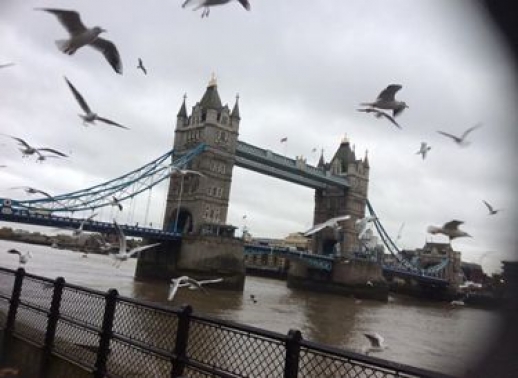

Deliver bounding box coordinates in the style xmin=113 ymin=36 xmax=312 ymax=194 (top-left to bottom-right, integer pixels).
xmin=0 ymin=267 xmax=453 ymax=378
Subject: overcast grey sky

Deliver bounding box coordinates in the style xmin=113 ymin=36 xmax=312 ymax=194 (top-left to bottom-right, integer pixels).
xmin=1 ymin=0 xmax=516 ymax=274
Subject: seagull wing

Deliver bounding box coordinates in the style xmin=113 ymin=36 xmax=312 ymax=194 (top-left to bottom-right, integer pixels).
xmin=357 ymin=108 xmax=376 ymax=114
xmin=443 ymin=220 xmax=463 ymax=231
xmin=37 ymin=8 xmax=87 ymax=36
xmin=377 ymin=84 xmax=402 ymax=101
xmin=38 ymin=148 xmax=68 ymax=157
xmin=113 ymin=220 xmax=127 ymax=254
xmin=87 ymin=212 xmax=98 ymax=221
xmin=11 ymin=137 xmax=32 ymax=149
xmin=379 ymin=111 xmax=401 ymax=129
xmin=181 ymin=169 xmax=205 ymax=177
xmin=34 ymin=189 xmax=54 ymax=199
xmin=364 ymin=333 xmax=383 ymax=348
xmin=436 ymin=131 xmax=459 ymax=141
xmin=328 ymin=214 xmax=351 ymax=223
xmin=7 ymin=249 xmax=22 ymax=256
xmin=0 ymin=63 xmax=15 ymax=69
xmin=64 ymin=77 xmax=91 ymax=114
xmin=304 ymin=222 xmax=330 ymax=237
xmin=96 ymin=116 xmax=129 ymax=129
xmin=168 ymin=279 xmax=181 ymax=301
xmin=198 ymin=278 xmax=224 ymax=285
xmin=482 ymin=200 xmax=494 ymax=213
xmin=126 ymin=243 xmax=161 ymax=257
xmin=237 ymin=0 xmax=251 ymax=10
xmin=461 ymin=123 xmax=482 ymax=139
xmin=90 ymin=38 xmax=123 ymax=74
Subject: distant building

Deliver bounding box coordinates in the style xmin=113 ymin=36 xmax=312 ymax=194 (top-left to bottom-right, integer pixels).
xmin=461 ymin=262 xmax=485 ymax=283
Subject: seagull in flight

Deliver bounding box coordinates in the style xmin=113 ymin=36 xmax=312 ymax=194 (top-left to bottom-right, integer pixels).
xmin=137 ymin=58 xmax=147 ymax=75
xmin=357 ymin=108 xmax=401 ymax=129
xmin=416 ymin=142 xmax=431 ymax=160
xmin=170 ymin=166 xmax=206 ymax=177
xmin=362 ymin=333 xmax=387 ymax=355
xmin=482 ymin=200 xmax=502 ymax=215
xmin=361 ymin=84 xmax=408 ymax=117
xmin=303 ymin=214 xmax=350 ymax=237
xmin=110 ymin=196 xmax=123 ymax=211
xmin=437 ymin=123 xmax=482 ymax=146
xmin=110 ymin=220 xmax=160 ymax=268
xmin=11 ymin=186 xmax=55 ymax=199
xmin=168 ymin=276 xmax=224 ymax=301
xmin=0 ymin=63 xmax=15 ymax=69
xmin=182 ymin=0 xmax=251 ymax=18
xmin=355 ymin=216 xmax=377 ymax=240
xmin=7 ymin=249 xmax=32 ymax=265
xmin=427 ymin=220 xmax=471 ymax=240
xmin=73 ymin=212 xmax=98 ymax=237
xmin=6 ymin=136 xmax=68 ymax=159
xmin=37 ymin=8 xmax=122 ymax=74
xmin=64 ymin=77 xmax=129 ymax=129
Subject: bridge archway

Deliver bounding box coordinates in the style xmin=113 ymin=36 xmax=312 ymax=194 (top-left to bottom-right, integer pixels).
xmin=168 ymin=208 xmax=194 ymax=234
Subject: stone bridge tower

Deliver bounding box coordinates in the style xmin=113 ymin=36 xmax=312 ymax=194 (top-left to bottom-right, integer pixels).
xmin=312 ymin=135 xmax=370 ymax=256
xmin=163 ymin=75 xmax=241 ymax=235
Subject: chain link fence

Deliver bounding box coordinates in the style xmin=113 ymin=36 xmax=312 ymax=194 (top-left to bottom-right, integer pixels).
xmin=0 ymin=267 xmax=453 ymax=378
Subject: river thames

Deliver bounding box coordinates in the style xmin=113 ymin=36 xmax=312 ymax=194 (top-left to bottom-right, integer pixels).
xmin=0 ymin=239 xmax=503 ymax=376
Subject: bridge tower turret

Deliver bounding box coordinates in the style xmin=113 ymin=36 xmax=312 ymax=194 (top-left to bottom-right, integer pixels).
xmin=312 ymin=135 xmax=370 ymax=257
xmin=164 ymin=75 xmax=241 ymax=234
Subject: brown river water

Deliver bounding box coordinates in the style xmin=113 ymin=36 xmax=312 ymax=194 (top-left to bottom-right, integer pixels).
xmin=0 ymin=239 xmax=503 ymax=376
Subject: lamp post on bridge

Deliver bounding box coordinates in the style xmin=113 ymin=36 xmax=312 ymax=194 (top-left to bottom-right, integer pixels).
xmin=170 ymin=167 xmax=205 ymax=234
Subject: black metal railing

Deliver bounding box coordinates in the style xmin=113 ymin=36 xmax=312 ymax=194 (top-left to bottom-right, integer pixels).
xmin=0 ymin=267 xmax=453 ymax=378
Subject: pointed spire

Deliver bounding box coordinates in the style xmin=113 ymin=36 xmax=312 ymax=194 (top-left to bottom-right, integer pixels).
xmin=177 ymin=93 xmax=187 ymax=118
xmin=363 ymin=149 xmax=370 ymax=168
xmin=318 ymin=149 xmax=325 ymax=168
xmin=200 ymin=74 xmax=222 ymax=110
xmin=231 ymin=93 xmax=240 ymax=119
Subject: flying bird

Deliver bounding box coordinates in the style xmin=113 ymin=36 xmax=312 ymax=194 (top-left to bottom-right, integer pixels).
xmin=356 ymin=108 xmax=401 ymax=129
xmin=11 ymin=186 xmax=54 ymax=199
xmin=0 ymin=63 xmax=15 ymax=69
xmin=170 ymin=166 xmax=206 ymax=177
xmin=7 ymin=249 xmax=32 ymax=265
xmin=110 ymin=220 xmax=160 ymax=268
xmin=37 ymin=8 xmax=122 ymax=74
xmin=362 ymin=333 xmax=387 ymax=355
xmin=168 ymin=276 xmax=223 ymax=301
xmin=111 ymin=196 xmax=123 ymax=211
xmin=355 ymin=216 xmax=377 ymax=240
xmin=7 ymin=136 xmax=68 ymax=159
xmin=73 ymin=212 xmax=98 ymax=236
xmin=416 ymin=142 xmax=431 ymax=160
xmin=64 ymin=77 xmax=129 ymax=129
xmin=304 ymin=214 xmax=350 ymax=237
xmin=437 ymin=123 xmax=482 ymax=146
xmin=427 ymin=220 xmax=471 ymax=240
xmin=360 ymin=84 xmax=408 ymax=117
xmin=482 ymin=200 xmax=502 ymax=215
xmin=182 ymin=0 xmax=251 ymax=18
xmin=137 ymin=58 xmax=147 ymax=75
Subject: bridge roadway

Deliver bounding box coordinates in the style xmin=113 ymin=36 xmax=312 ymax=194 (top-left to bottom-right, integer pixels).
xmin=244 ymin=243 xmax=450 ymax=286
xmin=0 ymin=205 xmax=180 ymax=241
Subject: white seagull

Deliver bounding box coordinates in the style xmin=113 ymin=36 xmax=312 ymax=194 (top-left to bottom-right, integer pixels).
xmin=170 ymin=166 xmax=206 ymax=177
xmin=110 ymin=196 xmax=123 ymax=211
xmin=110 ymin=220 xmax=160 ymax=268
xmin=437 ymin=123 xmax=482 ymax=146
xmin=362 ymin=333 xmax=387 ymax=355
xmin=64 ymin=77 xmax=129 ymax=129
xmin=361 ymin=84 xmax=408 ymax=117
xmin=427 ymin=220 xmax=471 ymax=240
xmin=416 ymin=142 xmax=431 ymax=160
xmin=168 ymin=276 xmax=224 ymax=301
xmin=7 ymin=136 xmax=68 ymax=159
xmin=356 ymin=108 xmax=401 ymax=129
xmin=137 ymin=58 xmax=147 ymax=75
xmin=37 ymin=8 xmax=122 ymax=74
xmin=182 ymin=0 xmax=251 ymax=18
xmin=304 ymin=214 xmax=350 ymax=237
xmin=355 ymin=216 xmax=377 ymax=240
xmin=73 ymin=213 xmax=98 ymax=236
xmin=7 ymin=249 xmax=32 ymax=265
xmin=11 ymin=186 xmax=55 ymax=199
xmin=482 ymin=200 xmax=502 ymax=215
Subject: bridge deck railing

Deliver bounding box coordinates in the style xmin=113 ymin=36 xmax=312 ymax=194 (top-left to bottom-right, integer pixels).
xmin=0 ymin=267 xmax=452 ymax=378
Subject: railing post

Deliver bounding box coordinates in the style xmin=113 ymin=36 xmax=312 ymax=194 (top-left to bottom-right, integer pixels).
xmin=284 ymin=329 xmax=302 ymax=378
xmin=171 ymin=304 xmax=192 ymax=378
xmin=0 ymin=268 xmax=25 ymax=365
xmin=40 ymin=277 xmax=65 ymax=378
xmin=93 ymin=289 xmax=118 ymax=378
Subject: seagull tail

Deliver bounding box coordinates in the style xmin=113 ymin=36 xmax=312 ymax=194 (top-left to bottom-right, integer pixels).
xmin=55 ymin=40 xmax=74 ymax=55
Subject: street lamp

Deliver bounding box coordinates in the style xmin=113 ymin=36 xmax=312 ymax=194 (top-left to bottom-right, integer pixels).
xmin=170 ymin=167 xmax=205 ymax=234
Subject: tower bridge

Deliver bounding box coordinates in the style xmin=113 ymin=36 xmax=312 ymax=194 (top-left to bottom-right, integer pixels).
xmin=0 ymin=77 xmax=457 ymax=299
